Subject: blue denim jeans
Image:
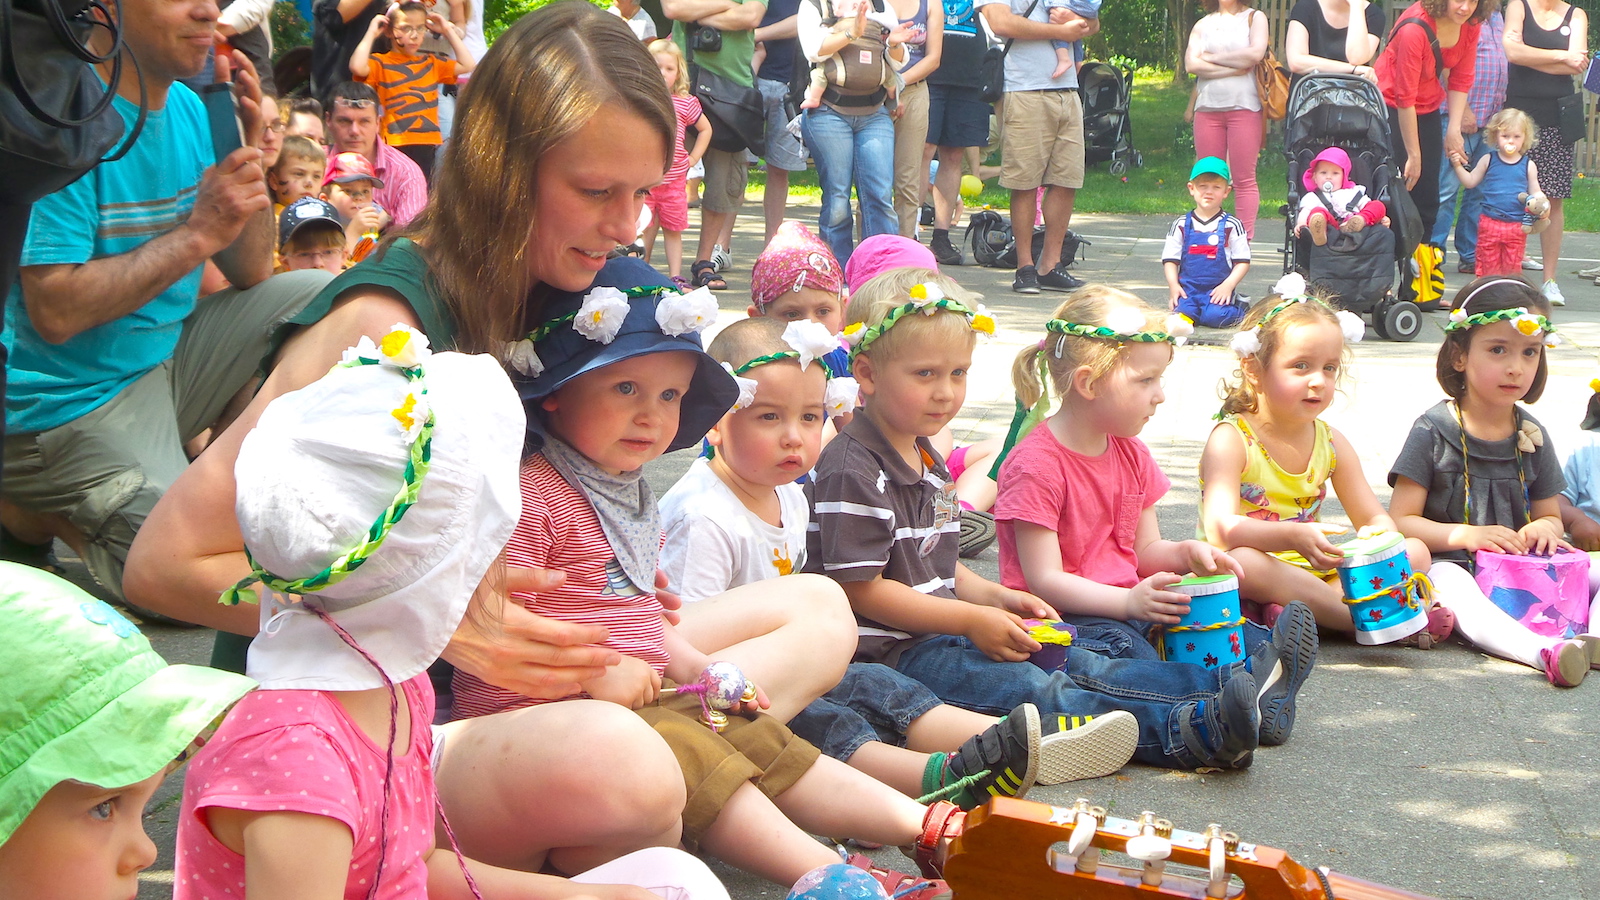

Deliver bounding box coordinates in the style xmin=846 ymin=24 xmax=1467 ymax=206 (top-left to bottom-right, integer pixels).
xmin=801 ymin=105 xmax=898 ymax=265
xmin=892 ymin=636 xmax=1232 ymax=768
xmin=788 ymin=662 xmax=944 ymax=761
xmin=1064 ymin=614 xmax=1272 ymax=663
xmin=1432 ymin=126 xmax=1487 ymax=261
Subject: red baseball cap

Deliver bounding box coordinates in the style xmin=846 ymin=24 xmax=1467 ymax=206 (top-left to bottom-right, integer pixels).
xmin=323 ymin=151 xmax=385 ymax=189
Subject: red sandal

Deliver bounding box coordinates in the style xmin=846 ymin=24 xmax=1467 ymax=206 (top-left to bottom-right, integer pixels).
xmin=844 ymin=853 xmax=951 ymax=900
xmin=910 ymin=800 xmax=964 ymax=878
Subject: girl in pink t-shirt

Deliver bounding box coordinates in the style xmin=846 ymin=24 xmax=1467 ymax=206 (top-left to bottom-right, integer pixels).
xmin=993 ymin=288 xmax=1320 ymax=747
xmin=175 ymin=330 xmax=729 ymax=900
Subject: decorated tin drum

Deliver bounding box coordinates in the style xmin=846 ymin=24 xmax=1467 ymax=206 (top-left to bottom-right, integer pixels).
xmin=1334 ymin=532 xmax=1427 ymax=645
xmin=1160 ymin=574 xmax=1245 ymax=669
xmin=1473 ymin=549 xmax=1591 ymax=639
xmin=1022 ymin=618 xmax=1078 ymax=671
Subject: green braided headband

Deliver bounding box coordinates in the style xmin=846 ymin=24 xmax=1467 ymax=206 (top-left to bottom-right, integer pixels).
xmin=1045 ymin=318 xmax=1175 ymax=344
xmin=733 ymin=350 xmax=801 ymax=375
xmin=1443 ymin=305 xmax=1558 ymax=339
xmin=840 ymin=283 xmax=995 ymax=360
xmin=220 ymin=329 xmax=436 ymax=607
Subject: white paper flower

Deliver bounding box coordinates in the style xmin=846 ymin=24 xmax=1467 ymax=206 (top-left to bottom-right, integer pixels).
xmin=824 ymin=376 xmax=860 ymax=418
xmin=1448 ymin=307 xmax=1469 ymax=325
xmin=341 ymin=335 xmax=380 ymax=366
xmin=722 ymin=362 xmax=759 ymax=410
xmin=1511 ymin=311 xmax=1545 ymax=338
xmin=1165 ymin=314 xmax=1194 ymax=346
xmin=656 ymin=286 xmax=719 ymax=336
xmin=1272 ymin=272 xmax=1308 ymax=299
xmin=391 ymin=390 xmax=431 ymax=443
xmin=1230 ymin=326 xmax=1262 ymax=358
xmin=908 ymin=281 xmax=946 ymax=309
xmin=1336 ymin=310 xmax=1366 ymax=344
xmin=378 ymin=324 xmax=431 ymax=368
xmin=506 ymin=339 xmax=544 ymax=377
xmin=782 ymin=320 xmax=840 ymax=371
xmin=574 ymin=286 xmax=631 ymax=344
xmin=1105 ymin=307 xmax=1148 ymax=336
xmin=1544 ymin=332 xmax=1563 ymax=349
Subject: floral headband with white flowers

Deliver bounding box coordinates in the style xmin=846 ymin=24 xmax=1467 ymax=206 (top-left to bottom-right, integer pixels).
xmin=722 ymin=320 xmax=860 ymax=419
xmin=1443 ymin=303 xmax=1561 ymax=348
xmin=839 ymin=282 xmax=996 ymax=361
xmin=221 ymin=325 xmax=434 ymax=607
xmin=505 ymin=284 xmax=721 ymax=377
xmin=1230 ymin=273 xmax=1365 ymax=358
xmin=1044 ymin=307 xmax=1194 ymax=354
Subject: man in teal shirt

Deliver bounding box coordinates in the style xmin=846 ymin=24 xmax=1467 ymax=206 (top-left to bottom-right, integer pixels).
xmin=0 ymin=0 xmax=331 ymax=614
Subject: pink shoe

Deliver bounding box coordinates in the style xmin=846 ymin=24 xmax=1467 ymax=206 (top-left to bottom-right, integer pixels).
xmin=1541 ymin=639 xmax=1588 ymax=688
xmin=1242 ymin=600 xmax=1283 ymax=628
xmin=1402 ymin=604 xmax=1454 ymax=650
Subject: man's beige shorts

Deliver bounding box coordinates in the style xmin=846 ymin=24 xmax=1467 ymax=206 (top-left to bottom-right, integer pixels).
xmin=700 ymin=147 xmax=751 ymax=215
xmin=999 ymin=89 xmax=1086 ymax=192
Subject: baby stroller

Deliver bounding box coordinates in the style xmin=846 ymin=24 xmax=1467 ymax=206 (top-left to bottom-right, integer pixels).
xmin=1278 ymin=74 xmax=1424 ymax=341
xmin=1079 ymin=61 xmax=1140 ymax=175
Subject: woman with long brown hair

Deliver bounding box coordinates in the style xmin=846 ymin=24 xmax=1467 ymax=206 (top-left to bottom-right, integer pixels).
xmin=125 ymin=0 xmax=851 ymax=880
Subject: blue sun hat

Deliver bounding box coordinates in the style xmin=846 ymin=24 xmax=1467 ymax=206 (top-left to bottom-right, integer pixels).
xmin=0 ymin=563 xmax=256 ymax=845
xmin=507 ymin=256 xmax=739 ymax=452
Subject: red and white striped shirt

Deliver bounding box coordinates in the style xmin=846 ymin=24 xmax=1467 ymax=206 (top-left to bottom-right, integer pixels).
xmin=450 ymin=454 xmax=670 ymax=720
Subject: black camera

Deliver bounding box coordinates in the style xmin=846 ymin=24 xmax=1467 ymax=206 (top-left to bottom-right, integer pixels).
xmin=690 ymin=25 xmax=723 ymax=53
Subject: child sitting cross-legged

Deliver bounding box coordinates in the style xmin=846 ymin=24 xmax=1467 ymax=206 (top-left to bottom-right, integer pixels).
xmin=806 ymin=267 xmax=1264 ymax=771
xmin=176 ymin=331 xmax=726 ymax=899
xmin=659 ymin=317 xmax=1139 ymax=814
xmin=993 ymin=287 xmax=1319 ymax=749
xmin=455 ymin=257 xmax=972 ymax=897
xmin=0 ymin=564 xmax=254 ymax=900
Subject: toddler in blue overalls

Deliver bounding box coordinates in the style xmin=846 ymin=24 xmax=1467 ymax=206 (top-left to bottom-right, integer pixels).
xmin=1163 ymin=156 xmax=1250 ymax=329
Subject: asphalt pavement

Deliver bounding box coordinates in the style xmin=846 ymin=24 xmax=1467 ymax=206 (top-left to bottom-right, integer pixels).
xmin=82 ymin=206 xmax=1600 ymax=899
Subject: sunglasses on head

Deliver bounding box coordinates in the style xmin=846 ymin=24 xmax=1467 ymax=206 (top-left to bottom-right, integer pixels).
xmin=334 ymin=98 xmax=376 ymax=109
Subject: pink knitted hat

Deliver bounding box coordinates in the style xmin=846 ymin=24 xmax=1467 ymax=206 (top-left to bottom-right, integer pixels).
xmin=843 ymin=234 xmax=938 ymax=292
xmin=1302 ymin=147 xmax=1352 ymax=193
xmin=750 ymin=222 xmax=845 ymax=307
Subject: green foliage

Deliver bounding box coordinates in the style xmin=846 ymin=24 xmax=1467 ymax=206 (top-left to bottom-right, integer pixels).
xmin=270 ymin=2 xmax=312 ymax=54
xmin=486 ymin=0 xmax=608 ymax=41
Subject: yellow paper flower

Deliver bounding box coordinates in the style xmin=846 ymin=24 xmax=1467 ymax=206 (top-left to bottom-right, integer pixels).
xmin=1590 ymin=377 xmax=1600 ymax=394
xmin=377 ymin=324 xmax=431 ymax=368
xmin=393 ymin=393 xmax=419 ymax=431
xmin=1513 ymin=314 xmax=1542 ymax=336
xmin=970 ymin=313 xmax=996 ymax=335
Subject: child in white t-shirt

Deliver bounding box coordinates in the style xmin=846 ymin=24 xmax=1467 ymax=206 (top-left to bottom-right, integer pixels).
xmin=659 ymin=317 xmax=1138 ymax=807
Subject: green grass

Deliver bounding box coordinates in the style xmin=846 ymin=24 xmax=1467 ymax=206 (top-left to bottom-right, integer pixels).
xmin=749 ymin=69 xmax=1600 ymax=231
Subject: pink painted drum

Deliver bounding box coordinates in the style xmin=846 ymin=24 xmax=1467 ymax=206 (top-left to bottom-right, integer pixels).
xmin=1473 ymin=549 xmax=1591 ymax=639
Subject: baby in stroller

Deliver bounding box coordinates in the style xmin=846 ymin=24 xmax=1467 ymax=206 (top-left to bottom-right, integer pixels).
xmin=1295 ymin=147 xmax=1389 ymax=247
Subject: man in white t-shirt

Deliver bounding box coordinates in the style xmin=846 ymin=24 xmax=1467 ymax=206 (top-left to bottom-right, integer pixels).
xmin=979 ymin=0 xmax=1095 ymax=295
xmin=610 ymin=0 xmax=660 ymax=40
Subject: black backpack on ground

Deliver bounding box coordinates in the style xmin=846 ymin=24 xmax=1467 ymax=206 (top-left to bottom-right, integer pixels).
xmin=967 ymin=208 xmax=1090 ymax=269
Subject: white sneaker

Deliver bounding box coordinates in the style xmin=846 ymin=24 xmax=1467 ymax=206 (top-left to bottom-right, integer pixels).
xmin=1522 ymin=256 xmax=1543 ymax=271
xmin=1543 ymin=280 xmax=1566 ymax=307
xmin=711 ymin=244 xmax=732 ymax=272
xmin=1579 ymin=263 xmax=1600 ymax=279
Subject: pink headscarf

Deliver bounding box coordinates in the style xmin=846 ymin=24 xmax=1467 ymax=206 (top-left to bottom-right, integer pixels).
xmin=1302 ymin=147 xmax=1353 ymax=193
xmin=843 ymin=234 xmax=938 ymax=292
xmin=750 ymin=222 xmax=845 ymax=307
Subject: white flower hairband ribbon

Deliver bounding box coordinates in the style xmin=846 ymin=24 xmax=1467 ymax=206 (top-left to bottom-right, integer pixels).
xmin=909 ymin=281 xmax=946 ymax=309
xmin=782 ymin=319 xmax=841 ymax=370
xmin=339 ymin=324 xmax=433 ymax=442
xmin=506 ymin=340 xmax=544 ymax=378
xmin=1230 ymin=326 xmax=1263 ymax=358
xmin=1104 ymin=307 xmax=1148 ymax=336
xmin=824 ymin=376 xmax=860 ymax=418
xmin=721 ymin=362 xmax=760 ymax=411
xmin=656 ymin=285 xmax=719 ymax=337
xmin=574 ymin=286 xmax=631 ymax=344
xmin=1166 ymin=314 xmax=1194 ymax=346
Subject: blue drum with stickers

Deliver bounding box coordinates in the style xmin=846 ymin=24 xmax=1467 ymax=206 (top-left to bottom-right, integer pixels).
xmin=1334 ymin=532 xmax=1429 ymax=645
xmin=1159 ymin=574 xmax=1244 ymax=669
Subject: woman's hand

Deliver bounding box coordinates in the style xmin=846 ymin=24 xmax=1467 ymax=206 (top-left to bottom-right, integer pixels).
xmin=1403 ymin=151 xmax=1422 ymax=189
xmin=1352 ymin=64 xmax=1375 ymax=81
xmin=1444 ymin=130 xmax=1465 ymax=168
xmin=581 ymin=654 xmax=662 ymax=709
xmin=1450 ymin=523 xmax=1526 ymax=554
xmin=1124 ymin=573 xmax=1193 ymax=625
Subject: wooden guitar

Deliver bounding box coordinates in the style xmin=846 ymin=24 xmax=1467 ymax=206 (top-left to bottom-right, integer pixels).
xmin=942 ymin=797 xmax=1438 ymax=900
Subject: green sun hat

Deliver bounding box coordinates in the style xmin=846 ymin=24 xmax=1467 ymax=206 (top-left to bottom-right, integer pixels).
xmin=1189 ymin=156 xmax=1232 ymax=183
xmin=0 ymin=563 xmax=255 ymax=845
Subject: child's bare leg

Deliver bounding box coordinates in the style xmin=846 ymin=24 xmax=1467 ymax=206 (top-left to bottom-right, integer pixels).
xmin=677 ymin=575 xmax=857 ymax=721
xmin=953 ymin=438 xmax=1002 ymax=512
xmin=802 ymin=75 xmax=826 ymax=110
xmin=772 ymin=756 xmax=928 ymax=848
xmin=1052 ymin=45 xmax=1073 ymax=80
xmin=903 ymin=703 xmax=998 ymax=752
xmin=641 ymin=220 xmax=659 ymax=263
xmin=846 ymin=741 xmax=935 ymax=796
xmin=1230 ymin=546 xmax=1353 ymax=632
xmin=664 ymin=229 xmax=684 ymax=278
xmin=698 ymin=782 xmax=844 ymax=886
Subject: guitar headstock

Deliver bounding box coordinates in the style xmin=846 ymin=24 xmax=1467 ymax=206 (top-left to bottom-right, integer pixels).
xmin=941 ymin=796 xmax=1438 ymax=900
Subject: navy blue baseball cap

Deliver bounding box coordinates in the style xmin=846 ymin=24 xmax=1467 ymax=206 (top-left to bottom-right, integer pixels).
xmin=514 ymin=257 xmax=739 ymax=453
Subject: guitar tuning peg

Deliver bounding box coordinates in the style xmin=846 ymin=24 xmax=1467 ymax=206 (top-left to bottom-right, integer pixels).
xmin=1202 ymin=824 xmax=1228 ymax=899
xmin=1126 ymin=833 xmax=1172 ymax=862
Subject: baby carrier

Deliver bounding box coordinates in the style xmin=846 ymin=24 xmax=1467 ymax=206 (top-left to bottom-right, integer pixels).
xmin=789 ymin=0 xmax=894 ymax=112
xmin=1278 ymin=74 xmax=1423 ymax=341
xmin=1079 ymin=61 xmax=1140 ymax=175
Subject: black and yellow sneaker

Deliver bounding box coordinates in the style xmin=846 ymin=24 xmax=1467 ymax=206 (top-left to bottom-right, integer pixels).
xmin=930 ymin=703 xmax=1042 ymax=809
xmin=1035 ymin=709 xmax=1138 ymax=785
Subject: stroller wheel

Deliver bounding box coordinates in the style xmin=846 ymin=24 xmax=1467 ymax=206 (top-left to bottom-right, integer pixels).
xmin=1131 ymin=150 xmax=1144 ymax=168
xmin=1382 ymin=300 xmax=1423 ymax=342
xmin=1109 ymin=158 xmax=1127 ymax=176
